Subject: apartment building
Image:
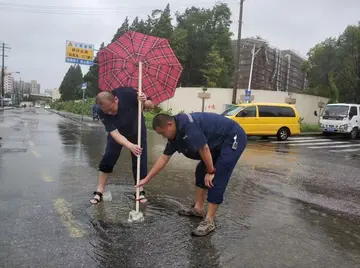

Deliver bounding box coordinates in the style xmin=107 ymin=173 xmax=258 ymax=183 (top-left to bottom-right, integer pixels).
xmin=232 ymin=38 xmax=308 ymax=93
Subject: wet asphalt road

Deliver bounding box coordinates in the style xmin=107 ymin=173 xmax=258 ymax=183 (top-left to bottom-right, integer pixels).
xmin=1 ymin=108 xmax=360 ymax=268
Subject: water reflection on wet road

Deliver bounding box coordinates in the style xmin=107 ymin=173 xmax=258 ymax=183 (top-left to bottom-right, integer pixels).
xmin=1 ymin=108 xmax=360 ymax=267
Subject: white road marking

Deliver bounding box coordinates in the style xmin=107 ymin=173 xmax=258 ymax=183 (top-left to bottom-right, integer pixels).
xmin=288 ymin=137 xmax=320 ymax=140
xmin=289 ymin=141 xmax=349 ymax=146
xmin=31 ymin=150 xmax=41 ymax=158
xmin=271 ymin=139 xmax=331 ymax=144
xmin=330 ymin=148 xmax=360 ymax=153
xmin=308 ymin=144 xmax=360 ymax=149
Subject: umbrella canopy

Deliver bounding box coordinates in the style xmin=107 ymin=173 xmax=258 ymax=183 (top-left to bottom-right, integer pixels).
xmin=98 ymin=31 xmax=183 ymax=105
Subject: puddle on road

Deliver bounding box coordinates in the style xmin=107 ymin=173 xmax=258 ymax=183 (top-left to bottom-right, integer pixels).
xmin=85 ymin=191 xmax=207 ymax=268
xmin=51 ymin=123 xmax=360 ymax=267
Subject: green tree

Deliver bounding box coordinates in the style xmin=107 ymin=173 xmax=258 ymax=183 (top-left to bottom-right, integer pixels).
xmin=201 ymin=46 xmax=225 ymax=87
xmin=336 ymin=24 xmax=360 ymax=103
xmin=129 ymin=17 xmax=152 ymax=34
xmin=305 ymin=22 xmax=360 ymax=103
xmin=112 ymin=17 xmax=129 ymax=42
xmin=84 ymin=42 xmax=104 ymax=97
xmin=174 ymin=4 xmax=233 ymax=87
xmin=59 ymin=64 xmax=83 ymax=101
xmin=152 ymin=4 xmax=173 ymax=39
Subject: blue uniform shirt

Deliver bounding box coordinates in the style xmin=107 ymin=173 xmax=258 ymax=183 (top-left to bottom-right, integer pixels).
xmin=97 ymin=87 xmax=146 ymax=137
xmin=163 ymin=112 xmax=239 ymax=160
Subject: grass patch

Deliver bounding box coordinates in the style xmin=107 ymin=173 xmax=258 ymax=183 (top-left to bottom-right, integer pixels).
xmin=50 ymin=98 xmax=171 ymax=129
xmin=300 ymin=123 xmax=320 ymax=133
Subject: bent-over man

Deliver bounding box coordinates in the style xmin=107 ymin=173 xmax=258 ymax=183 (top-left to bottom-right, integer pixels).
xmin=137 ymin=112 xmax=247 ymax=236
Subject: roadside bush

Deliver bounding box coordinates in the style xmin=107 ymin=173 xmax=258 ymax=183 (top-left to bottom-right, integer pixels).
xmin=300 ymin=123 xmax=320 ymax=132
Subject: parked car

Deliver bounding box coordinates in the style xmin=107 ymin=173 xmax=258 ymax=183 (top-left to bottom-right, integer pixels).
xmin=44 ymin=105 xmax=50 ymax=109
xmin=318 ymin=103 xmax=360 ymax=139
xmin=35 ymin=104 xmax=41 ymax=108
xmin=223 ymin=102 xmax=301 ymax=141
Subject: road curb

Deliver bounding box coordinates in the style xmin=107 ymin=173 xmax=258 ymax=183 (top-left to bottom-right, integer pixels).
xmin=0 ymin=107 xmax=13 ymax=111
xmin=47 ymin=109 xmax=98 ymax=127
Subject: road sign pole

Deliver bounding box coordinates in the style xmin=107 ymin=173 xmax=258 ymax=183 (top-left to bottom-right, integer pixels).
xmin=81 ymin=82 xmax=87 ymax=122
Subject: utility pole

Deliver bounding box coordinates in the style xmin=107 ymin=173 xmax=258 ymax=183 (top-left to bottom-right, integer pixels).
xmin=232 ymin=0 xmax=245 ymax=104
xmin=1 ymin=42 xmax=11 ymax=108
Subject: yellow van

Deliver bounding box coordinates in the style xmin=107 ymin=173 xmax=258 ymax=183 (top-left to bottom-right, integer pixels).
xmin=222 ymin=103 xmax=301 ymax=141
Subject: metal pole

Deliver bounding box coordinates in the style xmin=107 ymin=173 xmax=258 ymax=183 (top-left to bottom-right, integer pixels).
xmin=232 ymin=0 xmax=245 ymax=104
xmin=201 ymin=98 xmax=205 ymax=112
xmin=1 ymin=43 xmax=5 ymax=108
xmin=247 ymin=43 xmax=256 ymax=91
xmin=19 ymin=77 xmax=22 ymax=105
xmin=81 ymin=87 xmax=85 ymax=122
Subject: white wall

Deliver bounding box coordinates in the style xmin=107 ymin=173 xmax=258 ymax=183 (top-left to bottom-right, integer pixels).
xmin=159 ymin=87 xmax=329 ymax=125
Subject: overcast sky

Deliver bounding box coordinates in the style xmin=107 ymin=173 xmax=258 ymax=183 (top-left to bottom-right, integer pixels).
xmin=0 ymin=0 xmax=359 ymax=91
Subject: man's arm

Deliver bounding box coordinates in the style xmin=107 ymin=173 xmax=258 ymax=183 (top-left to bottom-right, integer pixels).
xmin=146 ymin=154 xmax=171 ymax=180
xmin=138 ymin=142 xmax=176 ymax=185
xmin=198 ymin=145 xmax=215 ymax=173
xmin=185 ymin=123 xmax=215 ymax=173
xmin=98 ymin=111 xmax=134 ymax=149
xmin=146 ymin=142 xmax=176 ymax=179
xmin=109 ymin=129 xmax=132 ymax=148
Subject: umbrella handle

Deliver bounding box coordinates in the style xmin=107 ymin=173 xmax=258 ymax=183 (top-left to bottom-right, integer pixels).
xmin=136 ymin=61 xmax=143 ymax=213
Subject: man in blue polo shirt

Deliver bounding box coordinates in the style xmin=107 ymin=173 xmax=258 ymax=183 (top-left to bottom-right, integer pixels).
xmin=136 ymin=112 xmax=247 ymax=236
xmin=90 ymin=87 xmax=154 ymax=205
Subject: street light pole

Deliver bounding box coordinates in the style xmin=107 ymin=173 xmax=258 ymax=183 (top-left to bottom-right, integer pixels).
xmin=18 ymin=77 xmax=22 ymax=105
xmin=1 ymin=44 xmax=5 ymax=108
xmin=245 ymin=44 xmax=262 ymax=104
xmin=247 ymin=44 xmax=256 ymax=91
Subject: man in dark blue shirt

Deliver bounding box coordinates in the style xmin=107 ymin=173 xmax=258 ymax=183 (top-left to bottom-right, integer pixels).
xmin=90 ymin=87 xmax=154 ymax=205
xmin=137 ymin=112 xmax=247 ymax=236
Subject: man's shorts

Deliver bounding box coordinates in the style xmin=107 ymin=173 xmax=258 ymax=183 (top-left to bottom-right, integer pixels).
xmin=195 ymin=124 xmax=247 ymax=204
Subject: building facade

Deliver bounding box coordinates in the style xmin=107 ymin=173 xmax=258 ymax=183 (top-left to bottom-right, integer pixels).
xmin=232 ymin=38 xmax=308 ymax=93
xmin=13 ymin=80 xmax=39 ymax=95
xmin=30 ymin=80 xmax=40 ymax=94
xmin=0 ymin=68 xmax=14 ymax=94
xmin=52 ymin=88 xmax=61 ymax=101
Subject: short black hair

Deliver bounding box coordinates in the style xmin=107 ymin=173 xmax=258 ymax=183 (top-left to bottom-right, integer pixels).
xmin=152 ymin=113 xmax=174 ymax=130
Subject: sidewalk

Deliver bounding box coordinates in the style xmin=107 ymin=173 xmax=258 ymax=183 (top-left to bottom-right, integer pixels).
xmin=47 ymin=109 xmax=102 ymax=127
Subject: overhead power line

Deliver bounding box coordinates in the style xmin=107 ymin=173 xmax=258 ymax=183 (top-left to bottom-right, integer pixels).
xmin=0 ymin=1 xmax=239 ymax=15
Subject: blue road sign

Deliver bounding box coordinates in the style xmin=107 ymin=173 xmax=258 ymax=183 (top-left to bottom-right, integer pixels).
xmin=65 ymin=57 xmax=93 ymax=65
xmin=81 ymin=83 xmax=87 ymax=90
xmin=244 ymin=95 xmax=251 ymax=102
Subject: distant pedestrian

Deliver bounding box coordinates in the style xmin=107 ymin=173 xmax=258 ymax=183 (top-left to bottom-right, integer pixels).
xmin=136 ymin=112 xmax=247 ymax=236
xmin=90 ymin=87 xmax=154 ymax=205
xmin=92 ymin=103 xmax=99 ymax=120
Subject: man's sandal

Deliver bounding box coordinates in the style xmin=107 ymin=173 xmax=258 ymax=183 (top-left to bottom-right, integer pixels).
xmin=90 ymin=191 xmax=103 ymax=204
xmin=133 ymin=191 xmax=147 ymax=203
